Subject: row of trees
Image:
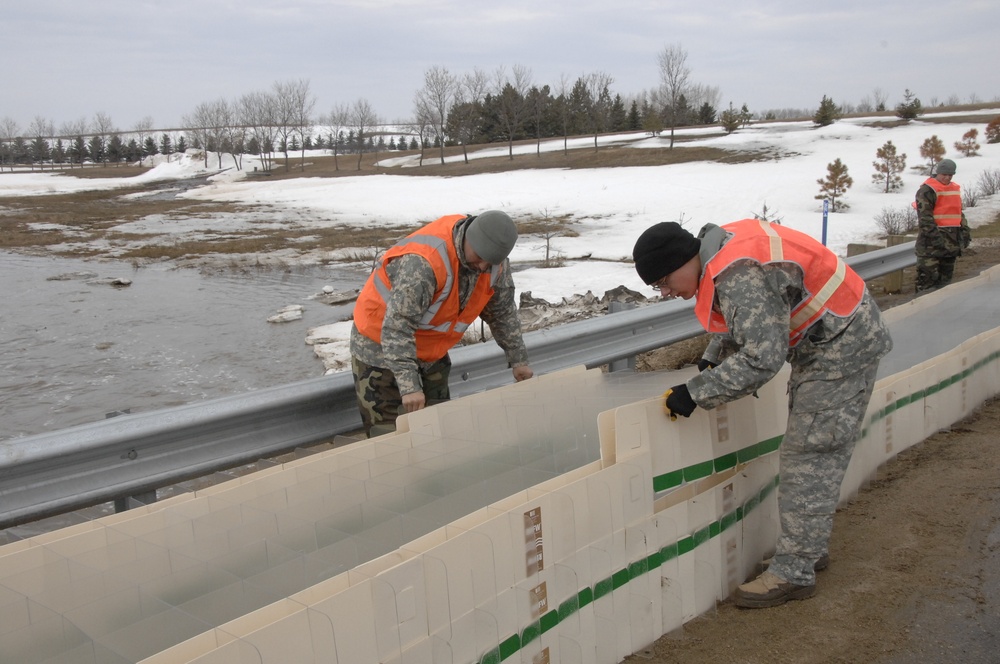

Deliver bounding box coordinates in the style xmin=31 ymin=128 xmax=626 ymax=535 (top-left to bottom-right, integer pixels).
xmin=3 ymin=47 xmax=984 ymax=173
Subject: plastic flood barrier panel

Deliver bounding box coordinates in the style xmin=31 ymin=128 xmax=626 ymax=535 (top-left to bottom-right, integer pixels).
xmin=3 ymin=266 xmax=1000 ymax=663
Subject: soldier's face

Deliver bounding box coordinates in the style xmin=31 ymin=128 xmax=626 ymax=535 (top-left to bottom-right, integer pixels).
xmin=651 ymin=255 xmax=701 ymax=300
xmin=463 ymin=240 xmax=492 ymax=273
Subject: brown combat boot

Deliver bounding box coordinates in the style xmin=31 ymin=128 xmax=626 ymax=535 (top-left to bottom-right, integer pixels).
xmin=754 ymin=552 xmax=830 ymax=577
xmin=733 ymin=571 xmax=815 ymax=609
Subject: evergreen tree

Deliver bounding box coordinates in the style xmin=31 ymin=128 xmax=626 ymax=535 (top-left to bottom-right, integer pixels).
xmin=627 ymin=101 xmax=642 ymax=130
xmin=126 ymin=138 xmax=140 ymax=163
xmin=954 ymin=128 xmax=980 ymax=156
xmin=739 ymin=103 xmax=753 ymax=127
xmin=52 ymin=139 xmax=67 ymax=165
xmin=30 ymin=136 xmax=51 ymax=166
xmin=895 ymin=89 xmax=923 ymax=121
xmin=813 ymin=95 xmax=840 ymax=127
xmin=71 ymin=136 xmax=87 ymax=165
xmin=697 ymin=102 xmax=716 ymax=125
xmin=175 ymin=136 xmax=187 ymax=153
xmin=106 ymin=135 xmax=124 ymax=163
xmin=719 ymin=102 xmax=741 ymax=134
xmin=87 ymin=135 xmax=105 ymax=164
xmin=816 ymin=158 xmax=853 ymax=211
xmin=143 ymin=136 xmax=158 ymax=158
xmin=159 ymin=133 xmax=173 ymax=157
xmin=919 ymin=135 xmax=945 ymax=174
xmin=986 ymin=117 xmax=1000 ymax=144
xmin=872 ymin=140 xmax=907 ymax=192
xmin=609 ymin=94 xmax=628 ymax=131
xmin=408 ymin=137 xmax=418 ymax=150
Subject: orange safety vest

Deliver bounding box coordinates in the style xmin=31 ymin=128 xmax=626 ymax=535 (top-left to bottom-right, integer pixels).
xmin=354 ymin=214 xmax=501 ymax=362
xmin=923 ymin=177 xmax=963 ymax=227
xmin=694 ymin=219 xmax=866 ymax=347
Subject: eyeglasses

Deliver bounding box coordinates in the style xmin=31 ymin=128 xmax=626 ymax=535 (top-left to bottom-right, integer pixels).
xmin=650 ymin=276 xmax=669 ymax=292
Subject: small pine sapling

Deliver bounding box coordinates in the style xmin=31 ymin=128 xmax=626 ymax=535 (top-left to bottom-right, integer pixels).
xmin=986 ymin=117 xmax=1000 ymax=144
xmin=872 ymin=140 xmax=907 ymax=193
xmin=919 ymin=135 xmax=945 ymax=174
xmin=954 ymin=128 xmax=981 ymax=156
xmin=816 ymin=158 xmax=853 ymax=211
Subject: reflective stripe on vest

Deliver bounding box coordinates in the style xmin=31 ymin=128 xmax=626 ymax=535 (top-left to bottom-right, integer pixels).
xmin=924 ymin=177 xmax=963 ymax=227
xmin=693 ymin=219 xmax=866 ymax=347
xmin=353 ymin=214 xmax=499 ymax=362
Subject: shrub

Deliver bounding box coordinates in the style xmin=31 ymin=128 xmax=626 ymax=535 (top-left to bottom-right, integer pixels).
xmin=874 ymin=205 xmax=918 ymax=237
xmin=976 ymin=168 xmax=1000 ymax=198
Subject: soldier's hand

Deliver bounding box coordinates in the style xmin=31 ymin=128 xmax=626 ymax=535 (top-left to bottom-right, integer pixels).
xmin=512 ymin=365 xmax=534 ymax=382
xmin=663 ymin=384 xmax=697 ymax=420
xmin=402 ymin=391 xmax=426 ymax=413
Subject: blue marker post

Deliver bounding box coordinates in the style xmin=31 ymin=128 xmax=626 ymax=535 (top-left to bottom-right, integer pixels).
xmin=821 ymin=198 xmax=829 ymax=246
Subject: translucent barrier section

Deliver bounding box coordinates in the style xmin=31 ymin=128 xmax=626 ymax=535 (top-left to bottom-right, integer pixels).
xmin=4 ymin=267 xmax=1000 ymax=663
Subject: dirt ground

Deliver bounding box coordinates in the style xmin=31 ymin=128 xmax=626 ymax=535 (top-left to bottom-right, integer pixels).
xmin=627 ymin=240 xmax=1000 ymax=664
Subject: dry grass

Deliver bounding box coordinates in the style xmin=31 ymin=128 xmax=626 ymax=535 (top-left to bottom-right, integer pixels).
xmin=2 ymin=109 xmax=994 ymax=261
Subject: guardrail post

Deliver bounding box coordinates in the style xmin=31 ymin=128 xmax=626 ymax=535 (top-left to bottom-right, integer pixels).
xmin=608 ymin=301 xmax=637 ymax=372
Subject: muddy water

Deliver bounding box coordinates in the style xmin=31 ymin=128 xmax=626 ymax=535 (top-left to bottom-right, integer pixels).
xmin=0 ymin=252 xmax=368 ymax=440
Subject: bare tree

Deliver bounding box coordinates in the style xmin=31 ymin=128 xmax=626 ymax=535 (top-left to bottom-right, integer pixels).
xmin=872 ymin=87 xmax=888 ymax=112
xmin=657 ymin=44 xmax=691 ymax=148
xmin=28 ymin=116 xmax=54 ymax=170
xmin=1 ymin=117 xmax=21 ymax=171
xmin=91 ymin=112 xmax=116 ymax=166
xmin=555 ymin=73 xmax=573 ymax=156
xmin=583 ymin=71 xmax=614 ymax=151
xmin=216 ymin=98 xmax=244 ymax=171
xmin=350 ymin=98 xmax=380 ymax=171
xmin=412 ymin=91 xmax=435 ymax=166
xmin=132 ymin=116 xmax=154 ymax=166
xmin=272 ymin=80 xmax=297 ymax=171
xmin=277 ymin=78 xmax=316 ymax=171
xmin=451 ymin=68 xmax=488 ymax=164
xmin=494 ymin=64 xmax=533 ymax=160
xmin=184 ymin=101 xmax=217 ymax=168
xmin=418 ymin=66 xmax=456 ymax=164
xmin=322 ymin=102 xmax=350 ymax=171
xmin=239 ymin=91 xmax=278 ymax=172
xmin=58 ymin=117 xmax=88 ymax=168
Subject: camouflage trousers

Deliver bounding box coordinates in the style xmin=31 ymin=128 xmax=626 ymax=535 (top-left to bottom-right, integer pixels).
xmin=915 ymin=254 xmax=957 ymax=292
xmin=351 ymin=355 xmax=451 ymax=438
xmin=767 ymin=362 xmax=879 ymax=586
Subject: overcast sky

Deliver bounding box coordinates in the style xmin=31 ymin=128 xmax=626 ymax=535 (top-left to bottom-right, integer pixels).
xmin=3 ymin=0 xmax=998 ymax=134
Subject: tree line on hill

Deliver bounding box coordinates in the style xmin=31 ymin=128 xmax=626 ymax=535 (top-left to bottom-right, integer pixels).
xmin=1 ymin=43 xmax=994 ymax=174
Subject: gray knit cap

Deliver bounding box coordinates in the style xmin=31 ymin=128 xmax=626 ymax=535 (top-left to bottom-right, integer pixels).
xmin=466 ymin=211 xmax=518 ymax=264
xmin=935 ymin=159 xmax=957 ymax=175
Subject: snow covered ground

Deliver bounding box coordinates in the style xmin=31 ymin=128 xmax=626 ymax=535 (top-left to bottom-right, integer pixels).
xmin=3 ymin=111 xmax=999 ymax=375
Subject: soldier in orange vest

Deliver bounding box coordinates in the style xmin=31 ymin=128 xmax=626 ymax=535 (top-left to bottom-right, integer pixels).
xmin=915 ymin=158 xmax=971 ymax=291
xmin=351 ymin=211 xmax=533 ymax=437
xmin=633 ymin=219 xmax=892 ymax=608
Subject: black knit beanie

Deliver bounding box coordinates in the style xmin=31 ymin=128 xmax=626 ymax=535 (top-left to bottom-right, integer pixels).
xmin=632 ymin=222 xmax=701 ymax=285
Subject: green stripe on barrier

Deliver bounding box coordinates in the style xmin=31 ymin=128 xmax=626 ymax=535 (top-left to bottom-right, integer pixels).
xmin=478 ymin=350 xmax=998 ymax=663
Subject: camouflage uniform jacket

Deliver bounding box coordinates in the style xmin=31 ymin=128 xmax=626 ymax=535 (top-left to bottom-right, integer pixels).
xmin=915 ymin=181 xmax=971 ymax=258
xmin=350 ymin=216 xmax=529 ymax=396
xmin=687 ymin=223 xmax=893 ymax=410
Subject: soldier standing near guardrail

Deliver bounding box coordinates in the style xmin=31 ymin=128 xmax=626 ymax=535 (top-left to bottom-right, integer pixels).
xmin=915 ymin=158 xmax=972 ymax=291
xmin=350 ymin=211 xmax=533 ymax=437
xmin=632 ymin=219 xmax=892 ymax=608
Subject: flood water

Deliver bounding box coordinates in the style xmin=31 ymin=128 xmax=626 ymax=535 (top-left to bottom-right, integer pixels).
xmin=0 ymin=252 xmax=368 ymax=441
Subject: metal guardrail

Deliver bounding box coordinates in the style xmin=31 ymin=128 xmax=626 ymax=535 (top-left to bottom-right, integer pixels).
xmin=0 ymin=242 xmax=915 ymax=528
